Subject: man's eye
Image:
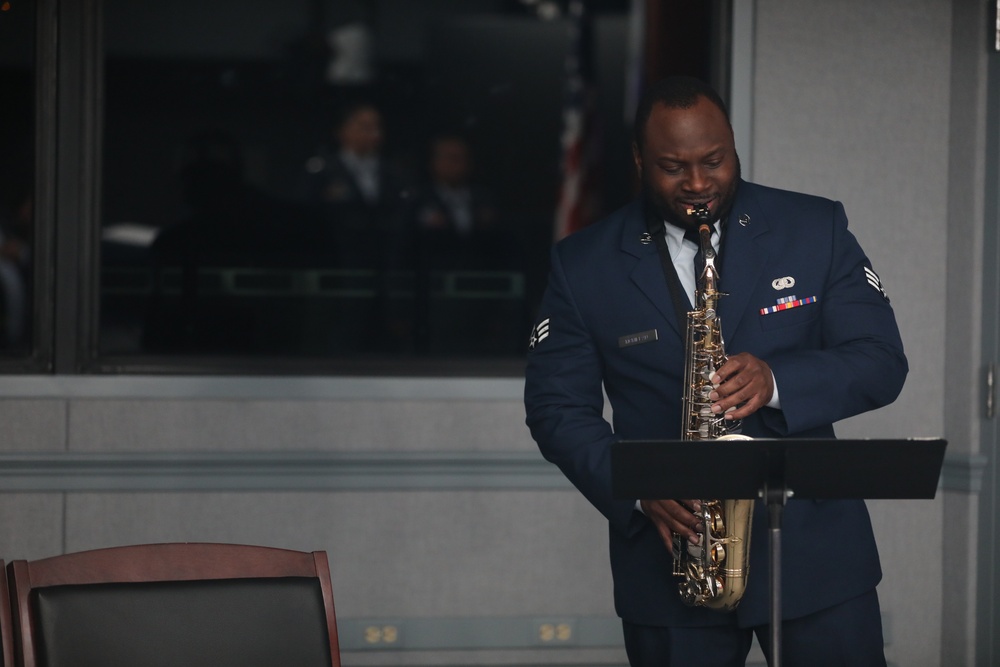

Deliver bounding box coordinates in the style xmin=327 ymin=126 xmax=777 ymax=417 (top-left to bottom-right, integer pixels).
xmin=661 ymin=165 xmax=683 ymax=175
xmin=705 ymin=161 xmax=722 ymax=169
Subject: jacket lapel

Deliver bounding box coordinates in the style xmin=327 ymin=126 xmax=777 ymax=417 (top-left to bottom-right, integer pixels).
xmin=620 ymin=201 xmax=685 ymax=339
xmin=718 ymin=183 xmax=770 ymax=344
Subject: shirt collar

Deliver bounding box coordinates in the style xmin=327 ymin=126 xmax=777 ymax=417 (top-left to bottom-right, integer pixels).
xmin=662 ymin=219 xmax=721 ymax=258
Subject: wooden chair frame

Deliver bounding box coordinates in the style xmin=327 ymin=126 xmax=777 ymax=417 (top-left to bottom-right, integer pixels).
xmin=0 ymin=559 xmax=14 ymax=667
xmin=6 ymin=543 xmax=340 ymax=667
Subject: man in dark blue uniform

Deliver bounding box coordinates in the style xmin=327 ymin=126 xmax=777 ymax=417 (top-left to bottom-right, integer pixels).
xmin=524 ymin=76 xmax=907 ymax=666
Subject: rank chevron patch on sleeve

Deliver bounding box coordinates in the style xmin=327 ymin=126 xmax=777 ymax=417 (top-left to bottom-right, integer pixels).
xmin=864 ymin=266 xmax=890 ymax=302
xmin=528 ymin=318 xmax=550 ymax=349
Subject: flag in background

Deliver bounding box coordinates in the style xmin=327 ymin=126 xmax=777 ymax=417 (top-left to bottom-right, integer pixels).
xmin=553 ymin=0 xmax=603 ymax=241
xmin=624 ymin=0 xmax=646 ymax=125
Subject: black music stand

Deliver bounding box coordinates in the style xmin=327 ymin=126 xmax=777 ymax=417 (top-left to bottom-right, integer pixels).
xmin=611 ymin=437 xmax=947 ymax=667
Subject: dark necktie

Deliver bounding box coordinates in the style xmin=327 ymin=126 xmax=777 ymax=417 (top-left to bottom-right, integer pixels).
xmin=684 ymin=227 xmax=710 ymax=290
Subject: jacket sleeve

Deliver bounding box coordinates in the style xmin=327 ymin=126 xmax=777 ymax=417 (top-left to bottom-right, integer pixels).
xmin=763 ymin=201 xmax=908 ymax=434
xmin=523 ymin=245 xmax=639 ymax=536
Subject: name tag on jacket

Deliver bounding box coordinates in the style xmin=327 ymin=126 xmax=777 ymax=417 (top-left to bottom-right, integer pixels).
xmin=619 ymin=329 xmax=658 ymax=348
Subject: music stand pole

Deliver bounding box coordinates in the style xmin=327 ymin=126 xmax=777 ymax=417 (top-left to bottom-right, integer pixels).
xmin=765 ymin=483 xmax=791 ymax=667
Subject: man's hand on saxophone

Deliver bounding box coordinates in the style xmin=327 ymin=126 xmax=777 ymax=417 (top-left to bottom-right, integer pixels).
xmin=639 ymin=499 xmax=704 ymax=556
xmin=707 ymin=352 xmax=775 ymax=421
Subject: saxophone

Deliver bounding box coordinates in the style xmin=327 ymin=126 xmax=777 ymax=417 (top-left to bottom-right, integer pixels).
xmin=672 ymin=204 xmax=754 ymax=611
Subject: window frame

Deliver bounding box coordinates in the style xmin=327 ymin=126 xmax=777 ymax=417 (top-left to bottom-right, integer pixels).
xmin=9 ymin=0 xmax=748 ymax=377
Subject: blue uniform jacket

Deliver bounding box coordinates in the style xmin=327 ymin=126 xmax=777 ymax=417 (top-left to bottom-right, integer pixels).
xmin=524 ymin=180 xmax=908 ymax=628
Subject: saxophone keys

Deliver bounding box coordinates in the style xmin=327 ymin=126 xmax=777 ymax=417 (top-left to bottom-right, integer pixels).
xmin=706 ymin=575 xmax=724 ymax=598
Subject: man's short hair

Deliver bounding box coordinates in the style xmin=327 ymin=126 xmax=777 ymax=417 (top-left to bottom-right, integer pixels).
xmin=633 ymin=76 xmax=730 ymax=148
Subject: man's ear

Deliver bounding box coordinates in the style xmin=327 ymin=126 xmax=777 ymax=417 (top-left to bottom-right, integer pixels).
xmin=631 ymin=142 xmax=642 ymax=179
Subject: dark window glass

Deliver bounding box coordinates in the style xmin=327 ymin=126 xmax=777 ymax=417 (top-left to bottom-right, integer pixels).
xmin=0 ymin=0 xmax=35 ymax=356
xmin=98 ymin=0 xmax=712 ymax=370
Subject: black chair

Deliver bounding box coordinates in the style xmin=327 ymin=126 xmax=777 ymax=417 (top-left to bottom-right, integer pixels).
xmin=6 ymin=543 xmax=340 ymax=667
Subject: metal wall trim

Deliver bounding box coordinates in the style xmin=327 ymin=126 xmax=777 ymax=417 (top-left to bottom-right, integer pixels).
xmin=0 ymin=450 xmax=977 ymax=494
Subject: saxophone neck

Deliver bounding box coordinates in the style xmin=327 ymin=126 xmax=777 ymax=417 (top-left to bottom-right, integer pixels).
xmin=695 ymin=223 xmax=720 ymax=297
xmin=697 ymin=223 xmax=714 ymax=258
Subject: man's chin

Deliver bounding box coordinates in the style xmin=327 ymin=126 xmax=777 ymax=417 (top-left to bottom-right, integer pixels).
xmin=662 ymin=208 xmax=702 ymax=231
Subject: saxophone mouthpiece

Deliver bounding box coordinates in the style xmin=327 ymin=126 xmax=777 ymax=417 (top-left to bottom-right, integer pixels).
xmin=686 ymin=203 xmax=711 ymax=221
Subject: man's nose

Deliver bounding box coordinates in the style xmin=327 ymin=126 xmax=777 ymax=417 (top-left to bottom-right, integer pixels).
xmin=684 ymin=167 xmax=710 ymax=193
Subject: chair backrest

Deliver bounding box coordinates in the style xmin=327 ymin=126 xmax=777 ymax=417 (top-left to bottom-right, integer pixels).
xmin=0 ymin=559 xmax=14 ymax=667
xmin=6 ymin=543 xmax=340 ymax=667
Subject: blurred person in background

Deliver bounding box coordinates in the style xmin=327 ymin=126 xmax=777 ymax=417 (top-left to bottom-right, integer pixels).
xmin=0 ymin=180 xmax=32 ymax=348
